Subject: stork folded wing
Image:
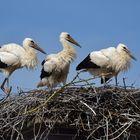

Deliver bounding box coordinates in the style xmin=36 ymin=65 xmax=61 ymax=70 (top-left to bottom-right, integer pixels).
xmin=40 ymin=58 xmax=57 ymax=79
xmin=0 ymin=52 xmax=20 ymax=67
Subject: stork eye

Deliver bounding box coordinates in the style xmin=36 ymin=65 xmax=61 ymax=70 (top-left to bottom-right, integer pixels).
xmin=31 ymin=40 xmax=34 ymax=43
xmin=67 ymin=34 xmax=70 ymax=37
xmin=123 ymin=46 xmax=126 ymax=50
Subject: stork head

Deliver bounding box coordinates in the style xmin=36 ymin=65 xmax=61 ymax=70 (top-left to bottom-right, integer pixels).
xmin=117 ymin=43 xmax=136 ymax=61
xmin=60 ymin=32 xmax=81 ymax=47
xmin=23 ymin=38 xmax=46 ymax=54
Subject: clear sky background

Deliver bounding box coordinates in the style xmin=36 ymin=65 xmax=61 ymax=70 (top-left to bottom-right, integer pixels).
xmin=0 ymin=0 xmax=140 ymax=94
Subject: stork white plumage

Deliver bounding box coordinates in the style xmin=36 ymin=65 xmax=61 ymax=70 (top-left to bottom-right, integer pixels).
xmin=37 ymin=32 xmax=81 ymax=88
xmin=0 ymin=38 xmax=46 ymax=94
xmin=76 ymin=43 xmax=136 ymax=85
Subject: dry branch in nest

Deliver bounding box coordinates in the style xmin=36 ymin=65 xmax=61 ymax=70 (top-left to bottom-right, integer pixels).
xmin=0 ymin=74 xmax=140 ymax=140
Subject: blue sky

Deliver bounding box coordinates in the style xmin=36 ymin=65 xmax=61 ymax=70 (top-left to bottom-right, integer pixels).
xmin=0 ymin=0 xmax=140 ymax=94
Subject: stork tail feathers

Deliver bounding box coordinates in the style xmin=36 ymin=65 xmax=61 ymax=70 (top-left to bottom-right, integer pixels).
xmin=37 ymin=81 xmax=44 ymax=88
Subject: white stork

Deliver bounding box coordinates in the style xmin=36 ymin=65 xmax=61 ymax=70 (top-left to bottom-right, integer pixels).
xmin=37 ymin=32 xmax=81 ymax=88
xmin=0 ymin=38 xmax=46 ymax=94
xmin=76 ymin=43 xmax=136 ymax=85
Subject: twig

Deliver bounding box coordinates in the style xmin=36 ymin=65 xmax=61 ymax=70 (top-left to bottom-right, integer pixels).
xmin=110 ymin=121 xmax=134 ymax=140
xmin=106 ymin=118 xmax=109 ymax=140
xmin=80 ymin=101 xmax=96 ymax=116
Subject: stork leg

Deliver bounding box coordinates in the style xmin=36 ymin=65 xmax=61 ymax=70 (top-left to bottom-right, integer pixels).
xmin=102 ymin=76 xmax=107 ymax=88
xmin=6 ymin=78 xmax=12 ymax=94
xmin=1 ymin=78 xmax=12 ymax=94
xmin=115 ymin=76 xmax=118 ymax=87
xmin=1 ymin=78 xmax=8 ymax=93
xmin=102 ymin=77 xmax=105 ymax=85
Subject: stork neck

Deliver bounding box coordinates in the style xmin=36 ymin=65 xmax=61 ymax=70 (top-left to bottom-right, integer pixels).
xmin=22 ymin=46 xmax=38 ymax=69
xmin=114 ymin=51 xmax=131 ymax=72
xmin=119 ymin=51 xmax=131 ymax=61
xmin=61 ymin=39 xmax=75 ymax=53
xmin=59 ymin=39 xmax=76 ymax=61
xmin=24 ymin=46 xmax=37 ymax=55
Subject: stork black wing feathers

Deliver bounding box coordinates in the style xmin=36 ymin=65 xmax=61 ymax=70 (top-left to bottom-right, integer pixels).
xmin=76 ymin=54 xmax=100 ymax=70
xmin=0 ymin=60 xmax=8 ymax=68
xmin=40 ymin=68 xmax=52 ymax=79
xmin=41 ymin=60 xmax=45 ymax=66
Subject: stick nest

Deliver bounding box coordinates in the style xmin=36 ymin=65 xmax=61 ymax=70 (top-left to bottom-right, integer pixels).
xmin=0 ymin=76 xmax=140 ymax=140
